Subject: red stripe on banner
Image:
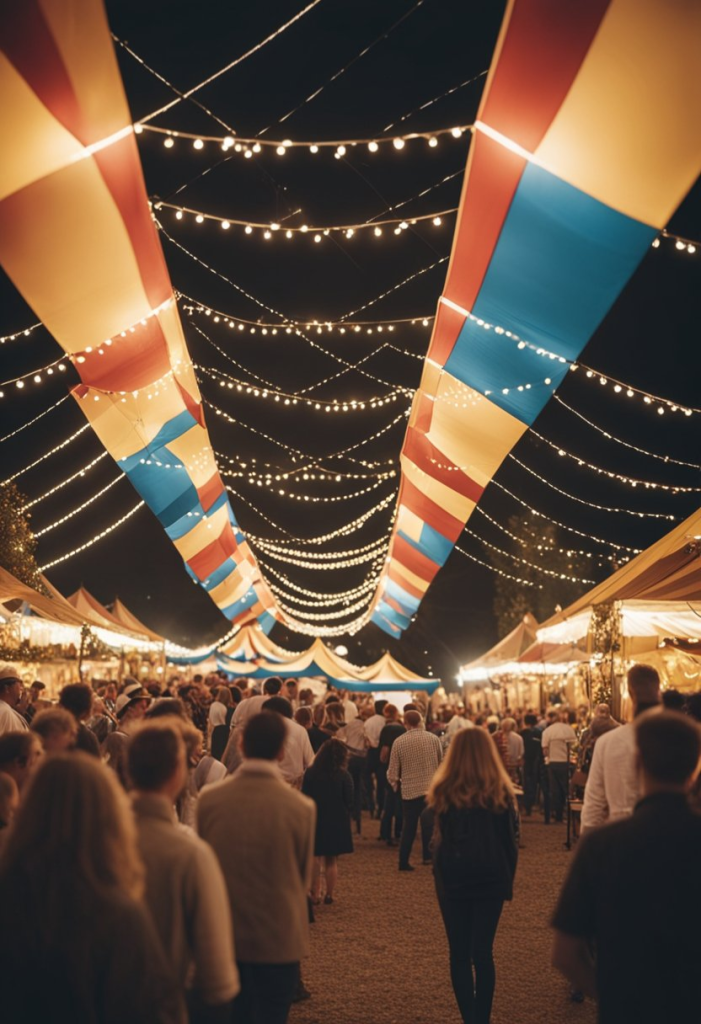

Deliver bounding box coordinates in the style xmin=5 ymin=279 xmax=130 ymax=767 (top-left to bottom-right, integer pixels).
xmin=404 ymin=428 xmax=484 ymax=503
xmin=387 ymin=563 xmax=424 ymax=600
xmin=443 ymin=132 xmax=525 ymax=319
xmin=427 ymin=299 xmax=466 ymax=368
xmin=74 ymin=316 xmax=172 ymax=392
xmin=480 ymin=0 xmax=611 ymax=152
xmin=187 ymin=522 xmax=238 ymax=580
xmin=175 ymin=379 xmax=205 ymax=429
xmin=400 ymin=477 xmax=464 ymax=543
xmin=384 ymin=594 xmax=408 ymax=617
xmin=413 ymin=392 xmax=435 ymax=434
xmin=392 ymin=534 xmax=438 ymax=583
xmin=197 ymin=472 xmax=225 ymax=514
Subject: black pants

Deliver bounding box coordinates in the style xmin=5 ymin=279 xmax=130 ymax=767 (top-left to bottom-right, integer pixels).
xmin=436 ymin=887 xmax=504 ymax=1024
xmin=380 ymin=784 xmax=403 ymax=841
xmin=364 ymin=748 xmax=384 ymax=816
xmin=347 ymin=754 xmax=366 ymax=832
xmin=548 ymin=762 xmax=570 ymax=822
xmin=232 ymin=962 xmax=298 ymax=1024
xmin=523 ymin=761 xmax=551 ymax=821
xmin=399 ymin=795 xmax=431 ymax=866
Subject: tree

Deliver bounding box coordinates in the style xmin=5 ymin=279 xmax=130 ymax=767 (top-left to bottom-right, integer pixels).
xmin=0 ymin=482 xmax=44 ymax=590
xmin=488 ymin=514 xmax=596 ymax=635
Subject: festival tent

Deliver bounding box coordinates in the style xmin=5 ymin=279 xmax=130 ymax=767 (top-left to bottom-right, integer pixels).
xmin=67 ymin=586 xmax=138 ymax=635
xmin=370 ymin=0 xmax=701 ymax=637
xmin=0 ymin=566 xmax=98 ymax=630
xmin=219 ymin=624 xmax=299 ymax=663
xmin=111 ymin=598 xmax=165 ymax=644
xmin=519 ymin=640 xmax=590 ymax=666
xmin=358 ymin=652 xmax=438 ymax=687
xmin=458 ymin=614 xmax=539 ymax=682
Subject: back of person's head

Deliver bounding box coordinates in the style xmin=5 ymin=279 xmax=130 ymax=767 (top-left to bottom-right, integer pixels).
xmin=243 ymin=712 xmax=287 ymax=760
xmin=229 ymin=685 xmax=243 ymax=706
xmin=0 ymin=732 xmax=42 ymax=777
xmin=263 ymin=677 xmax=283 ymax=696
xmin=595 ymin=703 xmax=611 ymax=718
xmin=428 ymin=726 xmax=515 ymax=815
xmin=324 ymin=694 xmax=341 ymax=705
xmin=524 ymin=713 xmax=537 ymax=727
xmin=214 ymin=686 xmax=232 ymax=706
xmin=403 ymin=703 xmax=419 ymax=713
xmin=323 ymin=703 xmax=345 ymax=728
xmin=374 ymin=700 xmax=388 ymax=716
xmin=145 ymin=697 xmax=187 ymax=720
xmin=262 ymin=695 xmax=293 ymax=719
xmin=30 ymin=708 xmax=77 ymax=751
xmin=686 ymin=692 xmax=701 ymax=723
xmin=546 ymin=709 xmax=558 ymax=722
xmin=128 ymin=724 xmax=185 ymax=792
xmin=627 ymin=664 xmax=661 ymax=706
xmin=1 ymin=753 xmax=144 ymax=911
xmin=314 ymin=737 xmax=348 ymax=774
xmin=294 ymin=707 xmax=312 ymax=728
xmin=312 ymin=702 xmax=326 ymax=727
xmin=0 ymin=771 xmax=19 ymax=826
xmin=58 ymin=683 xmax=93 ymax=721
xmin=501 ymin=717 xmax=516 ymax=733
xmin=636 ymin=711 xmax=701 ymax=786
xmin=661 ymin=688 xmax=685 ymax=712
xmin=383 ymin=703 xmax=400 ymax=721
xmin=404 ymin=710 xmax=422 ymax=729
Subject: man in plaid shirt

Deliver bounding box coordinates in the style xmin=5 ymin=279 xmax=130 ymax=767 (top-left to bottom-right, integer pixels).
xmin=388 ymin=710 xmax=443 ymax=871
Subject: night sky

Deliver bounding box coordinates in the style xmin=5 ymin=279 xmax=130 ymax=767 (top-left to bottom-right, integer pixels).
xmin=1 ymin=0 xmax=699 ymax=683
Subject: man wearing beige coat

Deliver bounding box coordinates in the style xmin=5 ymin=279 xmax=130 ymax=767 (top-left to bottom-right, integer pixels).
xmin=198 ymin=711 xmax=316 ymax=1024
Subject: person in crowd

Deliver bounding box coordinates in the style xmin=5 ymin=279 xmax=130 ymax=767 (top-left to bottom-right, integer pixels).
xmin=22 ymin=680 xmax=48 ymax=724
xmin=129 ymin=724 xmax=240 ymax=1022
xmin=209 ymin=686 xmax=234 ymax=761
xmin=146 ymin=697 xmax=188 ymax=721
xmin=661 ymin=687 xmax=685 ymax=711
xmin=263 ymin=696 xmax=314 ymax=788
xmin=578 ymin=704 xmax=618 ymax=750
xmin=298 ymin=688 xmax=314 ymax=708
xmin=283 ymin=679 xmax=300 ymax=711
xmin=198 ymin=712 xmax=316 ymax=1024
xmin=0 ymin=664 xmax=29 ymax=735
xmin=0 ymin=731 xmax=44 ymax=794
xmin=103 ymin=682 xmax=151 ymax=787
xmin=577 ymin=713 xmax=618 ymax=776
xmin=444 ymin=705 xmax=474 ymax=743
xmin=339 ymin=690 xmax=359 ymax=722
xmin=302 ymin=737 xmax=354 ymax=904
xmin=231 ymin=677 xmax=283 ymax=729
xmin=387 ymin=710 xmax=443 ymax=871
xmin=499 ymin=718 xmax=524 ymax=784
xmin=552 ymin=711 xmax=701 ymax=1023
xmin=0 ymin=772 xmax=19 ymax=853
xmin=307 ymin=704 xmax=330 ymax=752
xmin=520 ymin=714 xmax=549 ymax=820
xmin=428 ymin=728 xmax=519 ymax=1024
xmin=86 ymin=694 xmax=116 ymax=743
xmin=363 ymin=699 xmax=388 ymax=818
xmin=581 ymin=664 xmax=661 ymax=831
xmin=31 ymin=707 xmax=78 ymax=754
xmin=58 ymin=683 xmax=101 ymax=757
xmin=179 ymin=683 xmax=209 ymax=735
xmin=338 ymin=703 xmax=368 ymax=834
xmin=320 ymin=701 xmax=345 ymax=738
xmin=0 ymin=753 xmax=183 ymax=1023
xmin=541 ymin=710 xmax=576 ymax=824
xmin=378 ymin=704 xmax=406 ymax=846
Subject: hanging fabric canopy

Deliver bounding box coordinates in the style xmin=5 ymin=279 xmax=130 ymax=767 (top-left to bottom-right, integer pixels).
xmin=0 ymin=0 xmax=278 ymax=633
xmin=218 ymin=624 xmax=300 ymax=663
xmin=370 ymin=0 xmax=701 ymax=636
xmin=459 ymin=614 xmax=539 ymax=681
xmin=110 ymin=598 xmax=165 ymax=644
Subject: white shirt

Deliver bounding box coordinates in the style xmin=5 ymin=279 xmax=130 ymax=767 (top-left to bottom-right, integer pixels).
xmin=364 ymin=714 xmax=385 ymax=749
xmin=208 ymin=701 xmax=228 ymax=728
xmin=541 ymin=722 xmax=576 ymax=763
xmin=343 ymin=699 xmax=358 ymax=722
xmin=340 ymin=717 xmax=367 ymax=754
xmin=279 ymin=718 xmax=314 ymax=786
xmin=445 ymin=715 xmax=474 ymax=737
xmin=504 ymin=731 xmax=524 ymax=767
xmin=0 ymin=700 xmax=29 ymax=734
xmin=387 ymin=728 xmax=443 ymax=800
xmin=231 ymin=694 xmax=267 ymax=729
xmin=581 ymin=722 xmax=638 ymax=832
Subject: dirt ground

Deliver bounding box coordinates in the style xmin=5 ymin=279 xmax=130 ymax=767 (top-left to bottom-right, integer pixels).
xmin=291 ymin=815 xmax=597 ymax=1024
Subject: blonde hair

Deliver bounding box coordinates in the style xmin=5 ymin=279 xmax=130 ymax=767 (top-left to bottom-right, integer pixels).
xmin=323 ymin=703 xmax=345 ymax=730
xmin=428 ymin=728 xmax=515 ymax=815
xmin=215 ymin=686 xmax=232 ymax=706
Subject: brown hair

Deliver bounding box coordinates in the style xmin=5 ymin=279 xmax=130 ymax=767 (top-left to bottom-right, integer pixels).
xmin=128 ymin=724 xmax=185 ymax=791
xmin=214 ymin=686 xmax=232 ymax=706
xmin=30 ymin=708 xmax=77 ymax=743
xmin=313 ymin=737 xmax=348 ymax=774
xmin=636 ymin=710 xmax=701 ymax=785
xmin=428 ymin=727 xmax=515 ymax=815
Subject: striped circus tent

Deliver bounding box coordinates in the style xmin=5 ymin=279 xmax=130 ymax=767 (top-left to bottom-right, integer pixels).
xmin=370 ymin=0 xmax=701 ymax=637
xmin=0 ymin=0 xmax=278 ymax=632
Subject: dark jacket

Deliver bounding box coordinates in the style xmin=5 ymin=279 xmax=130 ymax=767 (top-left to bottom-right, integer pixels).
xmin=433 ymin=803 xmax=519 ymax=901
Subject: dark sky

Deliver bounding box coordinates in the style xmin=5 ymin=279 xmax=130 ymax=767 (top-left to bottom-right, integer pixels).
xmin=1 ymin=0 xmax=699 ymax=683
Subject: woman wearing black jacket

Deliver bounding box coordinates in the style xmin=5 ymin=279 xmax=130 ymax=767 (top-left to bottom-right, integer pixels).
xmin=427 ymin=727 xmax=519 ymax=1024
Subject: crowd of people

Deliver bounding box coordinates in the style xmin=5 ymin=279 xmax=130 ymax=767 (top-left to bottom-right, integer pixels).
xmin=0 ymin=658 xmax=699 ymax=1023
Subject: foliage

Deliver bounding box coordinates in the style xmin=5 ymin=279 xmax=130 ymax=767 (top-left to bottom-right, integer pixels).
xmin=0 ymin=482 xmax=44 ymax=591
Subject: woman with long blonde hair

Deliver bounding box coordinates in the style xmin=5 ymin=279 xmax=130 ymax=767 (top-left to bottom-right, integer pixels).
xmin=427 ymin=727 xmax=519 ymax=1024
xmin=0 ymin=752 xmax=183 ymax=1023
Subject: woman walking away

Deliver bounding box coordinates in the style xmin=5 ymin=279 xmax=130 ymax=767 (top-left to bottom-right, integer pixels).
xmin=0 ymin=753 xmax=183 ymax=1023
xmin=209 ymin=686 xmax=234 ymax=761
xmin=428 ymin=728 xmax=519 ymax=1024
xmin=302 ymin=737 xmax=354 ymax=904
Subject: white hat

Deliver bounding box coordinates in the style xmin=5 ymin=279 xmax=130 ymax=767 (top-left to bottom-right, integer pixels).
xmin=115 ymin=682 xmax=150 ymax=716
xmin=0 ymin=663 xmax=21 ymax=684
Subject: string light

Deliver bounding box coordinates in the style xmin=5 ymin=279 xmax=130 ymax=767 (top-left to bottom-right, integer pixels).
xmin=23 ymin=452 xmax=109 ymax=509
xmin=382 ymin=69 xmax=487 ymax=133
xmin=552 ymin=395 xmax=700 ymax=468
xmin=464 ymin=528 xmax=597 ymax=584
xmin=38 ymin=501 xmax=145 ymax=570
xmin=472 ymin=506 xmax=613 ymax=565
xmin=274 ymin=593 xmax=375 ymax=621
xmin=572 ymin=364 xmax=697 ymax=415
xmin=258 ymin=560 xmax=383 ymax=603
xmin=4 ymin=424 xmax=92 ymax=482
xmin=228 ymin=487 xmax=397 ymax=544
xmin=657 ymin=228 xmax=700 ymax=255
xmin=528 ymin=429 xmax=700 ymax=493
xmin=0 ymin=395 xmax=71 ymax=445
xmin=507 ymin=454 xmax=679 ymax=520
xmin=455 ymin=543 xmax=541 ymax=589
xmin=337 ymin=255 xmax=448 ymax=322
xmin=221 ymin=467 xmax=393 ymax=504
xmin=0 ymin=321 xmax=42 ymax=345
xmin=254 ymin=543 xmax=386 ymax=570
xmin=33 ymin=476 xmax=125 ymax=537
xmin=250 ymin=535 xmax=389 ymax=561
xmin=0 ymin=356 xmax=66 ymax=392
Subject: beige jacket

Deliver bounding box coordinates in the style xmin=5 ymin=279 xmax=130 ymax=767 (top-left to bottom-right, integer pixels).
xmin=197 ymin=760 xmax=315 ymax=964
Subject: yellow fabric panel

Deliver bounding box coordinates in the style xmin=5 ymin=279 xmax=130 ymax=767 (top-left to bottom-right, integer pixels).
xmin=78 ymin=379 xmax=185 ymax=461
xmin=405 ymin=389 xmax=427 ymax=432
xmin=535 ymin=0 xmax=701 ymax=227
xmin=427 ymin=375 xmax=527 ymax=489
xmin=0 ymin=55 xmax=85 ymax=201
xmin=172 ymin=504 xmax=230 ymax=562
xmin=166 ymin=426 xmax=217 ymax=489
xmin=1 ymin=160 xmax=153 ymax=350
xmin=396 ymin=507 xmax=425 ymax=544
xmin=158 ymin=302 xmax=201 ymax=399
xmin=418 ymin=359 xmax=443 ymax=397
xmin=400 ymin=454 xmax=477 ymax=523
xmin=40 ymin=0 xmax=130 ymax=141
xmin=209 ymin=569 xmax=254 ymax=608
xmin=391 ymin=561 xmax=432 ymax=595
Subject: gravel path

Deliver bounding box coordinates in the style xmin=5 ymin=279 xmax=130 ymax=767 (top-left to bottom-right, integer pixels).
xmin=291 ymin=815 xmax=596 ymax=1024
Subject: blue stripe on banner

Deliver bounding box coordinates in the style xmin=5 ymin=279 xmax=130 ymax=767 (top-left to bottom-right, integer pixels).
xmin=385 ymin=578 xmax=421 ymax=614
xmin=208 ymin=490 xmax=230 ymax=517
xmin=119 ymin=411 xmax=199 ymax=472
xmin=165 ymin=506 xmax=204 ymax=541
xmin=202 ymin=560 xmax=237 ymax=592
xmin=374 ymin=599 xmax=413 ymax=631
xmin=445 ymin=162 xmax=656 ymax=425
xmin=222 ymin=588 xmax=257 ymax=620
xmin=398 ymin=523 xmax=453 ymax=567
xmin=124 ymin=462 xmax=199 ymax=524
xmin=258 ymin=611 xmax=276 ymax=635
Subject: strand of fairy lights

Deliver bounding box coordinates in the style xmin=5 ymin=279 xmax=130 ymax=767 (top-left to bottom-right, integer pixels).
xmin=0 ymin=395 xmax=71 ymax=444
xmin=274 ymin=593 xmax=376 ymax=621
xmin=160 ymin=199 xmax=454 ymax=240
xmin=220 ymin=466 xmax=392 ymax=504
xmin=251 ymin=539 xmax=388 ymax=570
xmin=571 ymin=364 xmax=697 ymax=415
xmin=22 ymin=452 xmax=109 ymax=509
xmin=38 ymin=501 xmax=145 ymax=571
xmin=528 ymin=429 xmax=700 ymax=493
xmin=489 ymin=479 xmax=643 ymax=555
xmin=338 ymin=256 xmax=449 ymax=322
xmin=382 ymin=70 xmax=488 ymax=132
xmin=214 ymin=446 xmax=394 ymax=479
xmin=455 ymin=543 xmax=542 ymax=589
xmin=552 ymin=395 xmax=700 ymax=468
xmin=472 ymin=505 xmax=615 ymax=565
xmin=465 ymin=527 xmax=598 ymax=584
xmin=508 ymin=455 xmax=678 ymax=521
xmin=220 ymin=461 xmax=396 ymax=484
xmin=0 ymin=322 xmax=42 ymax=345
xmin=0 ymin=358 xmax=67 ymax=396
xmin=33 ymin=476 xmax=125 ymax=537
xmin=258 ymin=561 xmax=383 ymax=604
xmin=4 ymin=424 xmax=92 ymax=482
xmin=250 ymin=534 xmax=388 ymax=560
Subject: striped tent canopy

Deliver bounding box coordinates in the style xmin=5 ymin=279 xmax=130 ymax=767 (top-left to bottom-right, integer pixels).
xmin=111 ymin=598 xmax=165 ymax=644
xmin=219 ymin=624 xmax=300 ymax=663
xmin=0 ymin=0 xmax=278 ymax=633
xmin=370 ymin=0 xmax=701 ymax=637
